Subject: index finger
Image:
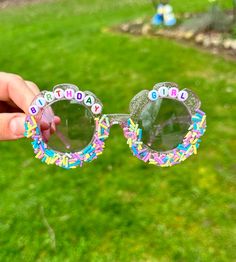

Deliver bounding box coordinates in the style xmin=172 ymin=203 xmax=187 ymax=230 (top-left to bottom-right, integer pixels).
xmin=0 ymin=72 xmax=37 ymax=114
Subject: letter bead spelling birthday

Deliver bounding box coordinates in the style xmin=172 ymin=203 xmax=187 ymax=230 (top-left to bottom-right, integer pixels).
xmin=35 ymin=97 xmax=46 ymax=108
xmin=29 ymin=105 xmax=39 ymax=115
xmin=54 ymin=88 xmax=64 ymax=99
xmin=44 ymin=92 xmax=55 ymax=103
xmin=75 ymin=91 xmax=85 ymax=102
xmin=65 ymin=88 xmax=75 ymax=100
xmin=91 ymin=103 xmax=102 ymax=115
xmin=84 ymin=95 xmax=95 ymax=106
xmin=28 ymin=87 xmax=103 ymax=118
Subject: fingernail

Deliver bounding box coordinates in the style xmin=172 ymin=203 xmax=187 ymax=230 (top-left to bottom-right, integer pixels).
xmin=9 ymin=116 xmax=25 ymax=138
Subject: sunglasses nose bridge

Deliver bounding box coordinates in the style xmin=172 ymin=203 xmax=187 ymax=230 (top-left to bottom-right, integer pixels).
xmin=106 ymin=114 xmax=130 ymax=127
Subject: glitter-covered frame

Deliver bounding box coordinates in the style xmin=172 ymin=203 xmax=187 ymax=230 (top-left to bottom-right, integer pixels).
xmin=25 ymin=82 xmax=206 ymax=169
xmin=25 ymin=84 xmax=110 ymax=169
xmin=123 ymin=82 xmax=207 ymax=167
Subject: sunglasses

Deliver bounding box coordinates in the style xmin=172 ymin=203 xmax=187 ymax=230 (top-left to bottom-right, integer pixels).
xmin=24 ymin=82 xmax=207 ymax=169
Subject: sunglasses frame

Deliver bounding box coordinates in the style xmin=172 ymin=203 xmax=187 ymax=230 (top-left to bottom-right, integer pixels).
xmin=24 ymin=82 xmax=206 ymax=169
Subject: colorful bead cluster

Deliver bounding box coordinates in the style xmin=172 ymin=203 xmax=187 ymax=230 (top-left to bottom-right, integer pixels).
xmin=29 ymin=88 xmax=102 ymax=116
xmin=24 ymin=115 xmax=110 ymax=169
xmin=123 ymin=109 xmax=206 ymax=167
xmin=148 ymin=87 xmax=188 ymax=102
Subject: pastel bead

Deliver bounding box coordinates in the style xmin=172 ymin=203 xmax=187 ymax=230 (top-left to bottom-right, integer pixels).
xmin=44 ymin=92 xmax=55 ymax=103
xmin=64 ymin=88 xmax=75 ymax=100
xmin=91 ymin=103 xmax=102 ymax=115
xmin=75 ymin=91 xmax=85 ymax=102
xmin=148 ymin=90 xmax=158 ymax=101
xmin=178 ymin=90 xmax=188 ymax=101
xmin=29 ymin=105 xmax=39 ymax=115
xmin=169 ymin=87 xmax=179 ymax=98
xmin=35 ymin=97 xmax=46 ymax=108
xmin=54 ymin=88 xmax=64 ymax=99
xmin=84 ymin=95 xmax=95 ymax=106
xmin=158 ymin=86 xmax=169 ymax=97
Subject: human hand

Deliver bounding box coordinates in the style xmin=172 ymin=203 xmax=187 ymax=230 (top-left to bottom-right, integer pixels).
xmin=0 ymin=72 xmax=60 ymax=141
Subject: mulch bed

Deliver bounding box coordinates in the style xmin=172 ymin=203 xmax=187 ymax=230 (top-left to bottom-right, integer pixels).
xmin=113 ymin=18 xmax=236 ymax=61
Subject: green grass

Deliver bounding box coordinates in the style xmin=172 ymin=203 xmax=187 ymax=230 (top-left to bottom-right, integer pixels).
xmin=0 ymin=0 xmax=236 ymax=261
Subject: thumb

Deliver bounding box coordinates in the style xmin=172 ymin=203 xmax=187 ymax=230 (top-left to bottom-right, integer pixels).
xmin=0 ymin=113 xmax=26 ymax=140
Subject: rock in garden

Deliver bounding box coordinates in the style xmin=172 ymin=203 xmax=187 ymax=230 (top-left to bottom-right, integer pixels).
xmin=203 ymin=36 xmax=211 ymax=47
xmin=195 ymin=33 xmax=204 ymax=44
xmin=210 ymin=34 xmax=222 ymax=47
xmin=231 ymin=40 xmax=236 ymax=50
xmin=223 ymin=39 xmax=232 ymax=49
xmin=121 ymin=24 xmax=130 ymax=32
xmin=175 ymin=30 xmax=185 ymax=39
xmin=141 ymin=24 xmax=152 ymax=35
xmin=184 ymin=31 xmax=194 ymax=40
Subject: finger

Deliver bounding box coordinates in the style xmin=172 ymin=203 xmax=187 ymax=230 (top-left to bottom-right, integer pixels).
xmin=42 ymin=129 xmax=51 ymax=143
xmin=42 ymin=106 xmax=55 ymax=123
xmin=40 ymin=121 xmax=50 ymax=131
xmin=54 ymin=116 xmax=61 ymax=125
xmin=25 ymin=81 xmax=61 ymax=137
xmin=0 ymin=72 xmax=36 ymax=114
xmin=40 ymin=116 xmax=61 ymax=134
xmin=25 ymin=80 xmax=40 ymax=95
xmin=51 ymin=116 xmax=61 ymax=133
xmin=0 ymin=113 xmax=25 ymax=140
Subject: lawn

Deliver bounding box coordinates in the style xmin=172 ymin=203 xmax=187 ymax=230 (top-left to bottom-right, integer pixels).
xmin=0 ymin=0 xmax=236 ymax=261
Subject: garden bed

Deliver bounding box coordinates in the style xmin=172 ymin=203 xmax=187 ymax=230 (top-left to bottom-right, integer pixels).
xmin=114 ymin=16 xmax=236 ymax=61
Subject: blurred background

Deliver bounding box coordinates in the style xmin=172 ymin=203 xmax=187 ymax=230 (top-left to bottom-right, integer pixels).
xmin=0 ymin=0 xmax=235 ymax=261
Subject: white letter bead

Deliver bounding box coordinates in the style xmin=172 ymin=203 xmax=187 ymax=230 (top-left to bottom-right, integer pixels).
xmin=158 ymin=86 xmax=169 ymax=97
xmin=84 ymin=95 xmax=95 ymax=106
xmin=169 ymin=87 xmax=179 ymax=98
xmin=35 ymin=97 xmax=46 ymax=108
xmin=178 ymin=90 xmax=189 ymax=101
xmin=54 ymin=88 xmax=64 ymax=99
xmin=29 ymin=105 xmax=39 ymax=115
xmin=64 ymin=88 xmax=75 ymax=100
xmin=75 ymin=91 xmax=85 ymax=102
xmin=148 ymin=90 xmax=158 ymax=101
xmin=44 ymin=92 xmax=55 ymax=103
xmin=91 ymin=103 xmax=102 ymax=115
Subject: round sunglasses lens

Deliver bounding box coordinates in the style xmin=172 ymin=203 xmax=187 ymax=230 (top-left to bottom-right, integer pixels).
xmin=40 ymin=101 xmax=95 ymax=152
xmin=138 ymin=99 xmax=191 ymax=151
